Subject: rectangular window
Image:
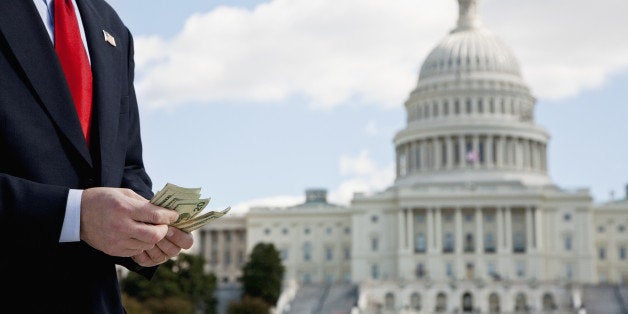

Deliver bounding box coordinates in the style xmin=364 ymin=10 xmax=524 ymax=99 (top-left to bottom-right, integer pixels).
xmin=484 ymin=233 xmax=495 ymax=253
xmin=446 ymin=262 xmax=454 ymax=278
xmin=224 ymin=251 xmax=232 ymax=266
xmin=371 ymin=264 xmax=379 ymax=280
xmin=303 ymin=242 xmax=312 ymax=261
xmin=442 ymin=141 xmax=447 ymax=166
xmin=620 ymin=246 xmax=626 ymax=260
xmin=599 ymin=247 xmax=606 ymax=260
xmin=513 ymin=232 xmax=526 ymax=253
xmin=415 ymin=234 xmax=426 ymax=253
xmin=325 ymin=247 xmax=333 ymax=261
xmin=416 ymin=263 xmax=425 ymax=278
xmin=516 ymin=261 xmax=525 ymax=278
xmin=444 ymin=233 xmax=454 ymax=253
xmin=371 ymin=237 xmax=379 ymax=251
xmin=344 ymin=247 xmax=351 ymax=260
xmin=487 ymin=261 xmax=497 ymax=278
xmin=565 ymin=264 xmax=574 ymax=279
xmin=564 ymin=236 xmax=573 ymax=251
xmin=281 ymin=249 xmax=288 ymax=261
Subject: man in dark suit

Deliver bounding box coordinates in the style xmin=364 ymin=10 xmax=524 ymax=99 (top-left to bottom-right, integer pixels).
xmin=0 ymin=0 xmax=194 ymax=312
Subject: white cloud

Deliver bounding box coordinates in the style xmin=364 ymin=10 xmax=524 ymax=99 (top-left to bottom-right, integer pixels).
xmin=134 ymin=0 xmax=628 ymax=109
xmin=339 ymin=150 xmax=377 ymax=176
xmin=227 ymin=151 xmax=394 ymax=214
xmin=364 ymin=120 xmax=379 ymax=136
xmin=331 ymin=151 xmax=395 ymax=205
xmin=134 ymin=0 xmax=453 ymax=109
xmin=482 ymin=0 xmax=628 ymax=100
xmin=229 ymin=194 xmax=304 ymax=216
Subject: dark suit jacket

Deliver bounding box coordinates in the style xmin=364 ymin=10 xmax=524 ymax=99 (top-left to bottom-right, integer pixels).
xmin=0 ymin=0 xmax=155 ymax=312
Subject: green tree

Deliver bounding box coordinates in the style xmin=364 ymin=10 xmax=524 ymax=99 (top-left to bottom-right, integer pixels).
xmin=226 ymin=296 xmax=270 ymax=314
xmin=240 ymin=242 xmax=285 ymax=307
xmin=121 ymin=252 xmax=217 ymax=314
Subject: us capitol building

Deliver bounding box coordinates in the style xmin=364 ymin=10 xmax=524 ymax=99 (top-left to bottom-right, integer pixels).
xmin=193 ymin=0 xmax=628 ymax=313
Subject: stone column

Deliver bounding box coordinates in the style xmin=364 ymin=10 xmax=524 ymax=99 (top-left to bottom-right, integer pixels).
xmin=398 ymin=209 xmax=406 ymax=251
xmin=522 ymin=139 xmax=530 ymax=170
xmin=458 ymin=136 xmax=465 ymax=168
xmin=434 ymin=137 xmax=441 ymax=170
xmin=455 ymin=207 xmax=463 ymax=254
xmin=526 ymin=206 xmax=533 ymax=253
xmin=435 ymin=208 xmax=443 ymax=252
xmin=473 ymin=135 xmax=480 ymax=169
xmin=505 ymin=207 xmax=513 ymax=252
xmin=446 ymin=136 xmax=454 ymax=170
xmin=420 ymin=140 xmax=427 ymax=172
xmin=475 ymin=207 xmax=483 ymax=254
xmin=409 ymin=141 xmax=416 ymax=173
xmin=427 ymin=208 xmax=435 ymax=253
xmin=486 ymin=135 xmax=494 ymax=169
xmin=535 ymin=207 xmax=543 ymax=250
xmin=407 ymin=208 xmax=414 ymax=252
xmin=496 ymin=207 xmax=504 ymax=252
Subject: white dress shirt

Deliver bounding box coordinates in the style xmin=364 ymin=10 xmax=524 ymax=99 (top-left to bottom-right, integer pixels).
xmin=33 ymin=0 xmax=90 ymax=243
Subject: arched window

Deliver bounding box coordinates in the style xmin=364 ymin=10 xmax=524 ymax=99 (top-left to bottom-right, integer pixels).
xmin=435 ymin=292 xmax=447 ymax=313
xmin=515 ymin=293 xmax=528 ymax=312
xmin=488 ymin=293 xmax=500 ymax=313
xmin=410 ymin=292 xmax=421 ymax=310
xmin=542 ymin=293 xmax=556 ymax=311
xmin=462 ymin=292 xmax=473 ymax=312
xmin=384 ymin=292 xmax=395 ymax=311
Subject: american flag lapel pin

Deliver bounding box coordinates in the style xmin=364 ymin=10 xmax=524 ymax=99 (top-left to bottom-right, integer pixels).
xmin=103 ymin=30 xmax=116 ymax=47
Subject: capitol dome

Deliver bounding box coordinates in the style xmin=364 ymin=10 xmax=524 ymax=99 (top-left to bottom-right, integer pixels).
xmin=393 ymin=0 xmax=552 ymax=187
xmin=419 ymin=0 xmax=521 ymax=80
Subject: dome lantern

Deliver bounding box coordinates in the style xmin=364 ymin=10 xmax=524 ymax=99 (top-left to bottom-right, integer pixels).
xmin=454 ymin=0 xmax=482 ymax=33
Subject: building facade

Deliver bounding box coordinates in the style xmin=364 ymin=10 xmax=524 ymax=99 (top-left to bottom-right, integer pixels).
xmin=246 ymin=189 xmax=353 ymax=285
xmin=193 ymin=0 xmax=627 ymax=313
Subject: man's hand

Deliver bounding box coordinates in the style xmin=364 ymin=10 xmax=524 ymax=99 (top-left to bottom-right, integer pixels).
xmin=80 ymin=187 xmax=179 ymax=257
xmin=132 ymin=226 xmax=194 ymax=267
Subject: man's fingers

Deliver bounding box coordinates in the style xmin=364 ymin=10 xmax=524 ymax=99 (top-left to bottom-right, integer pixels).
xmin=131 ymin=202 xmax=179 ymax=225
xmin=128 ymin=223 xmax=170 ymax=244
xmin=165 ymin=227 xmax=194 ymax=250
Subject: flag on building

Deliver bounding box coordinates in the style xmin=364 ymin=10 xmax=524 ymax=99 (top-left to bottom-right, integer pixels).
xmin=466 ymin=149 xmax=479 ymax=163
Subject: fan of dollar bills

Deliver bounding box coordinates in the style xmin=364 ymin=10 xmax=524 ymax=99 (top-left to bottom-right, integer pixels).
xmin=150 ymin=183 xmax=231 ymax=233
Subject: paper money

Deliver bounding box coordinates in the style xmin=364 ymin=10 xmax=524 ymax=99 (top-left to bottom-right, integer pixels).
xmin=175 ymin=207 xmax=231 ymax=233
xmin=150 ymin=183 xmax=230 ymax=232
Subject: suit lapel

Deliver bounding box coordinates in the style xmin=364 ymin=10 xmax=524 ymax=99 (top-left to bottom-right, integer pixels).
xmin=75 ymin=0 xmax=121 ymax=180
xmin=0 ymin=0 xmax=92 ymax=166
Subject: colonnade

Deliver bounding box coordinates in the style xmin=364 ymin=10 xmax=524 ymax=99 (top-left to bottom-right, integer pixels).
xmin=396 ymin=134 xmax=547 ymax=177
xmin=397 ymin=206 xmax=542 ymax=255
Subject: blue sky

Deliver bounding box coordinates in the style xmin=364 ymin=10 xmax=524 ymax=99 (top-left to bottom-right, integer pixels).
xmin=105 ymin=0 xmax=628 ymax=214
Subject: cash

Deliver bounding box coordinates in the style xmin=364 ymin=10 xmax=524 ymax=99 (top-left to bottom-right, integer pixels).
xmin=150 ymin=182 xmax=231 ymax=232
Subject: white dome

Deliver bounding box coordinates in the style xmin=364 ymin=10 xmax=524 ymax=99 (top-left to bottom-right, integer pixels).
xmin=419 ymin=28 xmax=522 ymax=80
xmin=393 ymin=0 xmax=552 ymax=187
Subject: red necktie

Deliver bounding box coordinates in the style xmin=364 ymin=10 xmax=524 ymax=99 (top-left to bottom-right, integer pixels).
xmin=54 ymin=0 xmax=93 ymax=146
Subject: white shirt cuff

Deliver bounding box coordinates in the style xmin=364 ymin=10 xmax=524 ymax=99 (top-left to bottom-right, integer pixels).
xmin=59 ymin=189 xmax=83 ymax=243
